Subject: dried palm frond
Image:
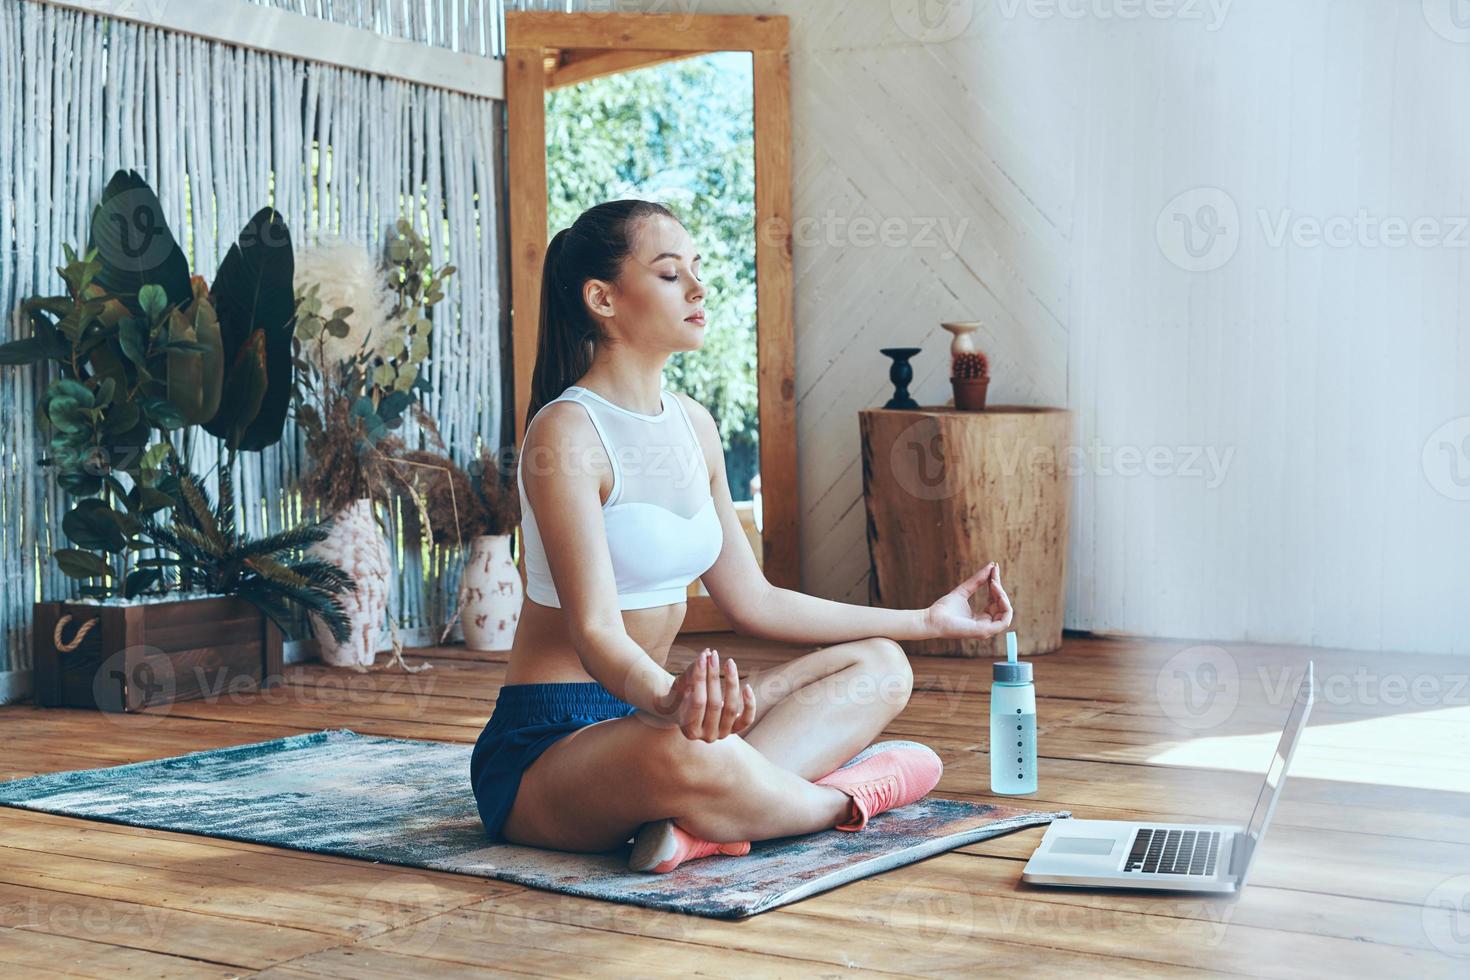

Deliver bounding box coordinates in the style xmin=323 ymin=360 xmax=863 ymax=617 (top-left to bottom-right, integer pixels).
xmin=140 ymin=466 xmax=358 ymax=642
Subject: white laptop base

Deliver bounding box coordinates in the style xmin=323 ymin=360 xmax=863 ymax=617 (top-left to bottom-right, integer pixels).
xmin=1022 ymin=819 xmax=1245 ymax=894
xmin=1022 ymin=662 xmax=1314 ymax=895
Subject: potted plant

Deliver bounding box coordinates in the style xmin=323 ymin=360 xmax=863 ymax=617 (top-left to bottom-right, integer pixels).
xmin=289 ymin=222 xmax=456 ymax=670
xmin=941 ymin=320 xmax=991 ymax=411
xmin=0 ymin=170 xmax=357 ymax=711
xmin=394 ymin=445 xmax=522 ymax=651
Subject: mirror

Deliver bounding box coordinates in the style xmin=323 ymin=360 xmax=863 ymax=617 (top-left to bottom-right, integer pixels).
xmin=505 ymin=11 xmax=795 ymax=632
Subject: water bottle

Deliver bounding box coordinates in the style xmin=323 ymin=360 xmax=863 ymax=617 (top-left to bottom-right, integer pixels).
xmin=990 ymin=630 xmax=1037 ymax=794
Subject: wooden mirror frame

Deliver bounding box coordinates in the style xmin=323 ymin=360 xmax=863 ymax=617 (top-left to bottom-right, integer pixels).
xmin=504 ymin=11 xmax=796 ymax=632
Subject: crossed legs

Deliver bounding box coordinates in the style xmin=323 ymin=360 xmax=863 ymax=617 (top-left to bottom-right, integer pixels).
xmin=498 ymin=637 xmax=915 ymax=852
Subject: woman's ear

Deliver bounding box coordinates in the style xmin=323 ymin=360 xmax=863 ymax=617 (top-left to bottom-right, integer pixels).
xmin=583 ymin=278 xmax=616 ymax=319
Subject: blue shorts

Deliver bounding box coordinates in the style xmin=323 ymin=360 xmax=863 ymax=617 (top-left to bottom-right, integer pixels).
xmin=470 ymin=682 xmax=639 ymax=842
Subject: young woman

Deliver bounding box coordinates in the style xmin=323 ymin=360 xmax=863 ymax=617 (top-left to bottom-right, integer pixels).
xmin=470 ymin=200 xmax=1014 ymax=873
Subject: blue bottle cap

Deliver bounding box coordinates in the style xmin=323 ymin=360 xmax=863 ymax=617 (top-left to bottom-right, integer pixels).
xmin=994 ymin=630 xmax=1032 ymax=683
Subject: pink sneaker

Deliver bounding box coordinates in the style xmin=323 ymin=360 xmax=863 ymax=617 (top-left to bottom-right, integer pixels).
xmin=814 ymin=740 xmax=943 ymax=831
xmin=628 ymin=818 xmax=751 ymax=873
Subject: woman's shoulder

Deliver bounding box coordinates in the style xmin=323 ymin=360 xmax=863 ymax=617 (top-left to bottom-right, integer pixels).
xmin=525 ymin=396 xmax=598 ymax=451
xmin=670 ymin=390 xmax=713 ymax=430
xmin=669 ymin=391 xmax=720 ymax=479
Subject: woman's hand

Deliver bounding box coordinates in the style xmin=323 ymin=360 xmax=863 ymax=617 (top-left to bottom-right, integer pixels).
xmin=923 ymin=562 xmax=1014 ymax=640
xmin=652 ymin=648 xmax=756 ymax=742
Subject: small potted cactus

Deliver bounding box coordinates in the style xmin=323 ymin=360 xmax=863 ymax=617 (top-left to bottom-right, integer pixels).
xmin=941 ymin=320 xmax=992 ymax=410
xmin=951 ymin=348 xmax=990 ymax=410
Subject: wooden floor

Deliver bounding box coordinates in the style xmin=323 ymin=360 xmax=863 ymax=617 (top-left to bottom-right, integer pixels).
xmin=0 ymin=631 xmax=1465 ymax=977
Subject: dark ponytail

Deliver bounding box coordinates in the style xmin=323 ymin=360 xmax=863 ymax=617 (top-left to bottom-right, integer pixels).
xmin=526 ymin=199 xmax=678 ymax=433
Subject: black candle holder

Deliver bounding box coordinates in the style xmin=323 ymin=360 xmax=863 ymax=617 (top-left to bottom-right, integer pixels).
xmin=879 ymin=347 xmax=922 ymax=409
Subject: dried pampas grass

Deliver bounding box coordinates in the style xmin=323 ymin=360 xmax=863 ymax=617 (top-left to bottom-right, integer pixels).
xmin=294 ymin=234 xmax=401 ymax=368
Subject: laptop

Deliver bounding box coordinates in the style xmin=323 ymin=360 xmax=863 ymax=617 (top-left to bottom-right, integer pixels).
xmin=1022 ymin=661 xmax=1314 ymax=894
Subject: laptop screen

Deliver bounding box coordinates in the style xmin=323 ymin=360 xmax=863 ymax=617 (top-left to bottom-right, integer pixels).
xmin=1237 ymin=663 xmax=1315 ymax=885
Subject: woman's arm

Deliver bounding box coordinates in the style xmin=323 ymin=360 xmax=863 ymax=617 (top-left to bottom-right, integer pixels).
xmin=739 ymin=561 xmax=1013 ymax=646
xmin=737 ymin=584 xmax=931 ymax=645
xmin=523 ymin=402 xmax=678 ymax=713
xmin=683 ymin=394 xmax=1014 ymax=647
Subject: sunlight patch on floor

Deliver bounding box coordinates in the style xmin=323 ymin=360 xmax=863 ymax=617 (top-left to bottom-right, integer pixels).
xmin=1144 ymin=706 xmax=1470 ymax=794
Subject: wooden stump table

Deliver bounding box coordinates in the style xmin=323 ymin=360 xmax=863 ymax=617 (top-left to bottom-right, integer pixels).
xmin=859 ymin=405 xmax=1073 ymax=659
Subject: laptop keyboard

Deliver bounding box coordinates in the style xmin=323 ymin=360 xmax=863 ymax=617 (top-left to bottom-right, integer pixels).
xmin=1123 ymin=828 xmax=1220 ymax=875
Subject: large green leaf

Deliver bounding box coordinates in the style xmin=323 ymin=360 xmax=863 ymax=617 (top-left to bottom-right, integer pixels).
xmin=54 ymin=548 xmax=112 ymax=580
xmin=204 ymin=329 xmax=268 ymax=450
xmin=87 ymin=170 xmax=191 ymax=316
xmin=207 ymin=207 xmax=295 ymax=452
xmin=62 ymin=499 xmax=128 ymax=552
xmin=0 ymin=337 xmax=46 ymax=365
xmin=164 ymin=281 xmax=223 ymax=425
xmin=123 ymin=568 xmax=162 ymax=598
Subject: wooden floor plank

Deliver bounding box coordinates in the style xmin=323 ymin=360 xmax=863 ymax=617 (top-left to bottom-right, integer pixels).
xmin=0 ymin=630 xmax=1462 ymax=977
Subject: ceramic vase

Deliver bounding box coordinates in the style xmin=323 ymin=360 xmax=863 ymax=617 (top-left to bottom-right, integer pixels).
xmin=457 ymin=533 xmax=523 ymax=651
xmin=308 ymin=498 xmax=390 ymax=668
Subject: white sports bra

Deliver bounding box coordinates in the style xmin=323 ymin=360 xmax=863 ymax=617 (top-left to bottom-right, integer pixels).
xmin=518 ymin=384 xmax=724 ymax=610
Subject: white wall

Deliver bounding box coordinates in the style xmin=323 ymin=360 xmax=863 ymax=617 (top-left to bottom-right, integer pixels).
xmin=736 ymin=0 xmax=1469 ymax=655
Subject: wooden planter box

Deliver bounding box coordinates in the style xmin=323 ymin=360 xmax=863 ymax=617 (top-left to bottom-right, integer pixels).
xmin=33 ymin=595 xmax=283 ymax=712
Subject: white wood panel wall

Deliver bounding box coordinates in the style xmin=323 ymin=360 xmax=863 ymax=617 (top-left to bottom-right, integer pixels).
xmin=734 ymin=0 xmax=1469 ymax=655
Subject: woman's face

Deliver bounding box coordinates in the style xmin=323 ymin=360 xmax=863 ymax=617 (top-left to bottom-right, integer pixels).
xmin=584 ymin=214 xmax=708 ymax=351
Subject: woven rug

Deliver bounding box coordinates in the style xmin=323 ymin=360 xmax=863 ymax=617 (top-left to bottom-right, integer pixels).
xmin=0 ymin=728 xmax=1068 ymax=919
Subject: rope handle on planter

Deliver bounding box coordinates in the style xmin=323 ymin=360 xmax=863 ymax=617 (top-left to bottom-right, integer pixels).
xmin=54 ymin=614 xmax=100 ymax=652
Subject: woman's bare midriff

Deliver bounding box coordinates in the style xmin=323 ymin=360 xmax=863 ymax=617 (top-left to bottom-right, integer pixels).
xmin=501 ymin=594 xmax=686 ymax=688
